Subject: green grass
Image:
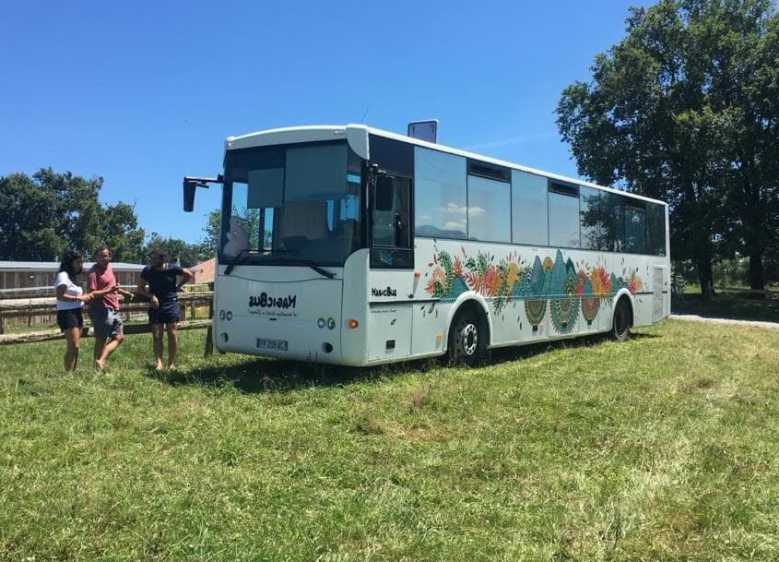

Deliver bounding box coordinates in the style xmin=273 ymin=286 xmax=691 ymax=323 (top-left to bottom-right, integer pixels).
xmin=673 ymin=287 xmax=779 ymax=323
xmin=2 ymin=322 xmax=779 ymax=561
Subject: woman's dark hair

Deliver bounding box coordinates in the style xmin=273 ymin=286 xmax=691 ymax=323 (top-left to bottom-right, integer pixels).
xmin=59 ymin=250 xmax=84 ymax=282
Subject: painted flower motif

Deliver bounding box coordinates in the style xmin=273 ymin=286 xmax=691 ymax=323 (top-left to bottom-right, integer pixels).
xmin=576 ymin=270 xmax=587 ymax=295
xmin=591 ymin=267 xmax=610 ymax=296
xmin=543 ymin=257 xmax=554 ymax=271
xmin=425 ymin=267 xmax=448 ymax=296
xmin=484 ymin=266 xmax=500 ymax=297
xmin=627 ymin=273 xmax=643 ymax=294
xmin=452 ymin=256 xmax=464 ymax=278
xmin=505 ymin=262 xmax=521 ymax=290
xmin=464 ymin=271 xmax=485 ymax=294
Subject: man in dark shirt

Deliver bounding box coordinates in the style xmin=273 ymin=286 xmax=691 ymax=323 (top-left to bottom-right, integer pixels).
xmin=135 ymin=249 xmax=193 ymax=370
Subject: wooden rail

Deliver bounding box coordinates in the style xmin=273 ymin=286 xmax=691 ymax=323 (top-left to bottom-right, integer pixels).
xmin=0 ymin=292 xmax=213 ymax=335
xmin=0 ymin=283 xmax=217 ymax=357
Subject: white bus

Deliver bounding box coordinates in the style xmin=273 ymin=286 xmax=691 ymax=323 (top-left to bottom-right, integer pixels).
xmin=183 ymin=125 xmax=670 ymax=366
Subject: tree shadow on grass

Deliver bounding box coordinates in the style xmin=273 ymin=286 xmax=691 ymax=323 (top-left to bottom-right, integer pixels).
xmin=672 ymin=290 xmax=779 ymax=323
xmin=149 ymin=329 xmax=660 ymax=394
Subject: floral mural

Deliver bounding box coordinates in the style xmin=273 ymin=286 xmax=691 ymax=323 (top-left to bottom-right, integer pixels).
xmin=424 ymin=246 xmax=644 ymax=333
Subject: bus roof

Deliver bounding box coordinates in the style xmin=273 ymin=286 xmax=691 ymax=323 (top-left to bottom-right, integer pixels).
xmin=225 ymin=124 xmax=667 ymax=207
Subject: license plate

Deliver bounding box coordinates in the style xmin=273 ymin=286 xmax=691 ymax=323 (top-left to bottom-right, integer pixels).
xmin=256 ymin=338 xmax=288 ymax=352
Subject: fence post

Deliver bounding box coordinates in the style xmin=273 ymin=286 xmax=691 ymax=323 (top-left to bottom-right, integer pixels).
xmin=204 ymin=282 xmax=214 ymax=357
xmin=0 ymin=313 xmax=4 ymax=335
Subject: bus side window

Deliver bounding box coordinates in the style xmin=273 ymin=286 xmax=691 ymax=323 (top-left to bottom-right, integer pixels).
xmin=370 ymin=174 xmax=412 ymax=268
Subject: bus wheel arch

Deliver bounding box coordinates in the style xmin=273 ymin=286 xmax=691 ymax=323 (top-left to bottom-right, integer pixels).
xmin=446 ymin=298 xmax=491 ymax=365
xmin=611 ymin=291 xmax=634 ymax=342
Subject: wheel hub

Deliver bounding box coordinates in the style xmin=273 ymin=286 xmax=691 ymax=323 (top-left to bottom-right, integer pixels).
xmin=461 ymin=323 xmax=478 ymax=355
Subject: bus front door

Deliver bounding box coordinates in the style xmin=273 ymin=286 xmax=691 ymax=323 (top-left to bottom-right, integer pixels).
xmin=367 ymin=173 xmax=414 ymax=361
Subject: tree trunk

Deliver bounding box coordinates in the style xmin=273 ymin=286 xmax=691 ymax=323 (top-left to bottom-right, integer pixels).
xmin=748 ymin=251 xmax=765 ymax=292
xmin=697 ymin=257 xmax=714 ymax=302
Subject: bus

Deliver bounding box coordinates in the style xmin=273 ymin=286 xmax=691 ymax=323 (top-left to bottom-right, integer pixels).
xmin=183 ymin=124 xmax=670 ymax=366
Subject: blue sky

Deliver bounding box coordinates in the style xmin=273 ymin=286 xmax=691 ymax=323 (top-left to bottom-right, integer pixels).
xmin=0 ymin=0 xmax=650 ymax=243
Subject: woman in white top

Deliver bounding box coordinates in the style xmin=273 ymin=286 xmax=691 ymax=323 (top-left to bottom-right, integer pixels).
xmin=55 ymin=250 xmax=94 ymax=371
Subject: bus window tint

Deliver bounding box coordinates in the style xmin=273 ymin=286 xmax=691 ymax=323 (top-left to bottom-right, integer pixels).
xmin=623 ymin=201 xmax=647 ymax=254
xmin=580 ymin=187 xmax=609 ymax=250
xmin=599 ymin=192 xmax=624 ymax=252
xmin=467 ymin=175 xmax=510 ymax=242
xmin=548 ymin=183 xmax=580 ymax=248
xmin=414 ymin=147 xmax=467 ymax=239
xmin=647 ymin=203 xmax=666 ymax=255
xmin=511 ymin=170 xmax=548 ymax=246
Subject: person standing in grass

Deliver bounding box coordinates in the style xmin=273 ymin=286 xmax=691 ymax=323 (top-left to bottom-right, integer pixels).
xmin=135 ymin=249 xmax=193 ymax=371
xmin=87 ymin=246 xmax=132 ymax=371
xmin=55 ymin=250 xmax=94 ymax=372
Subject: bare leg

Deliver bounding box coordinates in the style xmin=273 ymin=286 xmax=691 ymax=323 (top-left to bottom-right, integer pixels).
xmin=151 ymin=324 xmax=164 ymax=370
xmin=64 ymin=327 xmax=80 ymax=372
xmin=94 ymin=336 xmax=106 ymax=370
xmin=166 ymin=323 xmax=178 ymax=369
xmin=96 ymin=334 xmax=124 ymax=370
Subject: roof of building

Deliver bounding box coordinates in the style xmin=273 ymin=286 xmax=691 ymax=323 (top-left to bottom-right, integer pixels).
xmin=0 ymin=261 xmax=145 ymax=272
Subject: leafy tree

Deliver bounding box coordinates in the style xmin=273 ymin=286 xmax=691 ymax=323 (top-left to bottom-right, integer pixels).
xmin=144 ymin=233 xmax=211 ymax=268
xmin=0 ymin=172 xmax=64 ymax=260
xmin=557 ymin=0 xmax=778 ymax=297
xmin=202 ymin=209 xmax=222 ymax=254
xmin=0 ymin=168 xmax=147 ymax=262
xmin=98 ymin=202 xmax=145 ymax=263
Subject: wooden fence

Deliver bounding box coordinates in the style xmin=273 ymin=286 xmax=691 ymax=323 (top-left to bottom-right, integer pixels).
xmin=0 ymin=285 xmax=214 ymax=348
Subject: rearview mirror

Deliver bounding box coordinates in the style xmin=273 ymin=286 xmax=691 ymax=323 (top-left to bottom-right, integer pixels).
xmin=183 ymin=179 xmax=196 ymax=212
xmin=375 ymin=176 xmax=394 ymax=211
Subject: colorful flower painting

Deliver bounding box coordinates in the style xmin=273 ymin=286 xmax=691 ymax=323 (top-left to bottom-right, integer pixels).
xmin=423 ymin=246 xmax=645 ymax=333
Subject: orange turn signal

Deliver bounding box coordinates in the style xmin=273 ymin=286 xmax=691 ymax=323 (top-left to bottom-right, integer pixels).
xmin=346 ymin=319 xmax=359 ymax=329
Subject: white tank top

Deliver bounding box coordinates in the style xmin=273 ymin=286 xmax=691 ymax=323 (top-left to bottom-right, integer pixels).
xmin=55 ymin=271 xmax=83 ymax=311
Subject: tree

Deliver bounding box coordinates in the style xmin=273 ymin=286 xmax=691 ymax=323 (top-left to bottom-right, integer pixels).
xmin=557 ymin=0 xmax=779 ymax=296
xmin=0 ymin=173 xmax=62 ymax=260
xmin=0 ymin=168 xmax=147 ymax=262
xmin=144 ymin=233 xmax=211 ymax=268
xmin=98 ymin=202 xmax=145 ymax=263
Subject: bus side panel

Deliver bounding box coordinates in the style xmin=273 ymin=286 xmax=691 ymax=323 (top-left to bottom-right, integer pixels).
xmin=412 ymin=239 xmax=667 ymax=348
xmin=410 ymin=238 xmax=453 ymax=356
xmin=341 ymin=249 xmax=370 ymax=366
xmin=366 ymin=263 xmax=416 ymax=363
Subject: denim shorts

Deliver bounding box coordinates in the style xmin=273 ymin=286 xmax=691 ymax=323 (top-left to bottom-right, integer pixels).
xmin=90 ymin=306 xmax=124 ymax=340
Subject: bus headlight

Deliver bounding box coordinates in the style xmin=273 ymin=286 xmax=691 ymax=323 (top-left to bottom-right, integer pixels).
xmin=327 ymin=318 xmax=336 ymax=330
xmin=317 ymin=318 xmax=326 ymax=329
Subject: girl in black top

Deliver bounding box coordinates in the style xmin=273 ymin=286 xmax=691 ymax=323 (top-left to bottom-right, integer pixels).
xmin=135 ymin=249 xmax=193 ymax=370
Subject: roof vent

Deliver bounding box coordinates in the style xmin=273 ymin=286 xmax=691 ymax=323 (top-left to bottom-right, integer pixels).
xmin=407 ymin=120 xmax=438 ymax=143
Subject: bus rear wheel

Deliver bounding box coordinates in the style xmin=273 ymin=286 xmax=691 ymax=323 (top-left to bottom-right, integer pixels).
xmin=612 ymin=297 xmax=632 ymax=342
xmin=447 ymin=307 xmax=489 ymax=366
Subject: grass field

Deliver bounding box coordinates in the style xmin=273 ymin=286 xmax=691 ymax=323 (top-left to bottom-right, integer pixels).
xmin=1 ymin=321 xmax=778 ymax=561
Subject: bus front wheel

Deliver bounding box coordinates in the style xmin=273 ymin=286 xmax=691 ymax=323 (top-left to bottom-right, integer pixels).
xmin=447 ymin=307 xmax=489 ymax=366
xmin=612 ymin=297 xmax=632 ymax=342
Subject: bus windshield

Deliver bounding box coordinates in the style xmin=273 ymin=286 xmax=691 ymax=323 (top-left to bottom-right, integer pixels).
xmin=221 ymin=141 xmax=363 ymax=267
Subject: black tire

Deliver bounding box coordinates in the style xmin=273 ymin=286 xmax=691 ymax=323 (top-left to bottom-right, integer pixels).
xmin=447 ymin=307 xmax=489 ymax=366
xmin=612 ymin=297 xmax=632 ymax=342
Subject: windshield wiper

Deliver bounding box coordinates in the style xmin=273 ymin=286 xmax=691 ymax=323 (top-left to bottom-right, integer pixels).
xmin=279 ymin=257 xmax=336 ymax=279
xmin=223 ymin=250 xmax=334 ymax=279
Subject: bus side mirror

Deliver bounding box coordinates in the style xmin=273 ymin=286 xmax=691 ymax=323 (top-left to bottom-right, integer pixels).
xmin=375 ymin=176 xmax=394 ymax=211
xmin=183 ymin=179 xmax=196 ymax=212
